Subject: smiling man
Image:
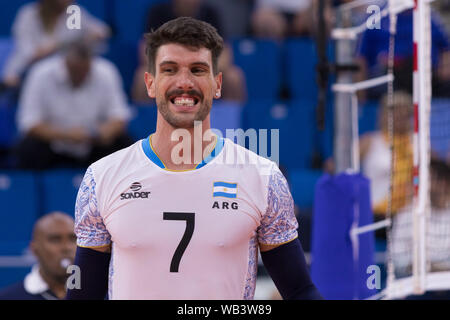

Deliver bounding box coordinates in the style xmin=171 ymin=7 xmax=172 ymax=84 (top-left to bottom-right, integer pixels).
xmin=66 ymin=17 xmax=322 ymax=300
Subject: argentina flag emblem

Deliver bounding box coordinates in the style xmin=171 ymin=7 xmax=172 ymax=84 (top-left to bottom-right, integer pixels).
xmin=213 ymin=182 xmax=237 ymax=198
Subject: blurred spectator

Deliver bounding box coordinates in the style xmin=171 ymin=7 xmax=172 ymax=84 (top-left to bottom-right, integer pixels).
xmin=391 ymin=157 xmax=450 ymax=299
xmin=1 ymin=0 xmax=110 ymax=89
xmin=360 ymin=91 xmax=414 ymax=220
xmin=145 ymin=0 xmax=224 ymax=38
xmin=356 ymin=8 xmax=450 ymax=100
xmin=0 ymin=212 xmax=76 ymax=300
xmin=217 ymin=45 xmax=247 ymax=103
xmin=205 ymin=0 xmax=254 ymax=39
xmin=131 ymin=39 xmax=153 ymax=104
xmin=250 ymin=0 xmax=317 ymax=40
xmin=15 ymin=40 xmax=132 ymax=170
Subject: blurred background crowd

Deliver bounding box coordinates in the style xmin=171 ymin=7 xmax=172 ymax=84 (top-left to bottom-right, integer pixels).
xmin=0 ymin=0 xmax=449 ymax=299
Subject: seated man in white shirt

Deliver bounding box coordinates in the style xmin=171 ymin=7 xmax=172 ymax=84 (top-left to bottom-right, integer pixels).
xmin=2 ymin=0 xmax=110 ymax=89
xmin=391 ymin=157 xmax=450 ymax=286
xmin=15 ymin=40 xmax=132 ymax=170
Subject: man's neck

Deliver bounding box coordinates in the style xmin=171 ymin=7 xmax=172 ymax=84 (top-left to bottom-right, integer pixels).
xmin=151 ymin=117 xmax=217 ymax=171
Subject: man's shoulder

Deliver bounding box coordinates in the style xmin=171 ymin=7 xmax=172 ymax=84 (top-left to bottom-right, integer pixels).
xmin=222 ymin=138 xmax=276 ymax=176
xmin=224 ymin=138 xmax=275 ymax=165
xmin=14 ymin=2 xmax=38 ymax=23
xmin=91 ymin=57 xmax=120 ymax=76
xmin=28 ymin=55 xmax=62 ymax=77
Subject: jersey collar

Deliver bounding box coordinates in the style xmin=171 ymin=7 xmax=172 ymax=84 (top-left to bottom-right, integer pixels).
xmin=141 ymin=134 xmax=224 ymax=171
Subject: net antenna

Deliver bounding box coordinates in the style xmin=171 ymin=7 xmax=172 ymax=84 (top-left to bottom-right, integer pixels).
xmin=330 ymin=0 xmax=445 ymax=299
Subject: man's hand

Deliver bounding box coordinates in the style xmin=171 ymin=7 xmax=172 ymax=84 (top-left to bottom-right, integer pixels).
xmin=97 ymin=120 xmax=126 ymax=146
xmin=64 ymin=127 xmax=92 ymax=144
xmin=29 ymin=124 xmax=90 ymax=143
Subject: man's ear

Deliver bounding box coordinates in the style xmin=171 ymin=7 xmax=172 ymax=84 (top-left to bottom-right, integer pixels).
xmin=214 ymin=72 xmax=223 ymax=99
xmin=29 ymin=240 xmax=38 ymax=258
xmin=144 ymin=71 xmax=156 ymax=98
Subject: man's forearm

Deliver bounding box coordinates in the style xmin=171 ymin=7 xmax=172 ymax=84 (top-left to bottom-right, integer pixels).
xmin=261 ymin=238 xmax=323 ymax=300
xmin=65 ymin=246 xmax=111 ymax=300
xmin=28 ymin=123 xmax=68 ymax=142
xmin=97 ymin=119 xmax=126 ymax=144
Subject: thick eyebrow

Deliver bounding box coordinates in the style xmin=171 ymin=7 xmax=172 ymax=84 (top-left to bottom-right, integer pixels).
xmin=158 ymin=61 xmax=210 ymax=69
xmin=190 ymin=62 xmax=210 ymax=70
xmin=159 ymin=61 xmax=178 ymax=68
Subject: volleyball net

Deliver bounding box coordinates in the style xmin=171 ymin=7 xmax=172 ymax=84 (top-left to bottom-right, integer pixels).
xmin=330 ymin=0 xmax=450 ymax=299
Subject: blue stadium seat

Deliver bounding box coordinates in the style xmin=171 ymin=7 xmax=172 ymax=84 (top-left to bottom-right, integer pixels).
xmin=242 ymin=100 xmax=316 ymax=170
xmin=289 ymin=169 xmax=323 ymax=210
xmin=0 ymin=171 xmax=38 ymax=255
xmin=0 ymin=37 xmax=14 ymax=77
xmin=113 ymin=0 xmax=168 ymax=45
xmin=102 ymin=39 xmax=138 ymax=95
xmin=39 ymin=169 xmax=85 ymax=218
xmin=0 ymin=266 xmax=32 ymax=289
xmin=127 ymin=104 xmax=158 ymax=141
xmin=210 ymin=101 xmax=243 ymax=137
xmin=285 ymin=38 xmax=334 ymax=101
xmin=0 ymin=0 xmax=31 ymax=36
xmin=430 ymin=98 xmax=450 ymax=160
xmin=76 ymin=0 xmax=107 ymax=22
xmin=285 ymin=38 xmax=317 ymax=101
xmin=232 ymin=39 xmax=282 ymax=101
xmin=359 ymin=100 xmax=380 ymax=135
xmin=0 ymin=99 xmax=18 ymax=149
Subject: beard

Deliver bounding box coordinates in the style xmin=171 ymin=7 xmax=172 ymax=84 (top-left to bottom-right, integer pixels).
xmin=156 ymin=89 xmax=212 ymax=129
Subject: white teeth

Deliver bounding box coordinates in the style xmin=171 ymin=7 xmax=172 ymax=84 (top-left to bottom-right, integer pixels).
xmin=174 ymin=97 xmax=195 ymax=106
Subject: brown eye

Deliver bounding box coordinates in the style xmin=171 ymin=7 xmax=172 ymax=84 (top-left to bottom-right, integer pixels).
xmin=192 ymin=67 xmax=205 ymax=74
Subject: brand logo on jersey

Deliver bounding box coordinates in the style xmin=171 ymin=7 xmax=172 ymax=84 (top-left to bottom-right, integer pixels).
xmin=120 ymin=183 xmax=151 ymax=200
xmin=130 ymin=182 xmax=142 ymax=192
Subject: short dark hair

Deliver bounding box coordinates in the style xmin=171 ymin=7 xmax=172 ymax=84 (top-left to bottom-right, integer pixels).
xmin=144 ymin=17 xmax=224 ymax=75
xmin=63 ymin=39 xmax=93 ymax=60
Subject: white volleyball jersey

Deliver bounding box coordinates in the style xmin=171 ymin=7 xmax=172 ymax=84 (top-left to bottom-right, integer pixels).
xmin=74 ymin=135 xmax=298 ymax=300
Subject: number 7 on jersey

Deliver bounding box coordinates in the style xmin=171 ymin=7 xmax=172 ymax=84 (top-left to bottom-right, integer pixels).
xmin=163 ymin=212 xmax=195 ymax=272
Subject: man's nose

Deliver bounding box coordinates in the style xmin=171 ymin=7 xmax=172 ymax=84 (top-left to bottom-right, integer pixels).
xmin=175 ymin=69 xmax=195 ymax=90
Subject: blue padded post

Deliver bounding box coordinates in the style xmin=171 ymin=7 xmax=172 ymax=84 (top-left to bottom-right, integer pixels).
xmin=310 ymin=173 xmax=377 ymax=300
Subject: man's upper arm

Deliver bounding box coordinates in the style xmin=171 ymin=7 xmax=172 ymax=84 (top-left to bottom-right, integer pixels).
xmin=257 ymin=164 xmax=298 ymax=250
xmin=17 ymin=66 xmax=45 ymax=134
xmin=75 ymin=166 xmax=112 ymax=249
xmin=101 ymin=62 xmax=131 ymax=122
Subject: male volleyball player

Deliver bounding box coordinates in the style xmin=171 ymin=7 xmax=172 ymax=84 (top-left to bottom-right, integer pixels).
xmin=66 ymin=17 xmax=322 ymax=300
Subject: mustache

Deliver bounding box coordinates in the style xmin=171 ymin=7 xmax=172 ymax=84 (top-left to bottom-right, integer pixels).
xmin=166 ymin=89 xmax=203 ymax=101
